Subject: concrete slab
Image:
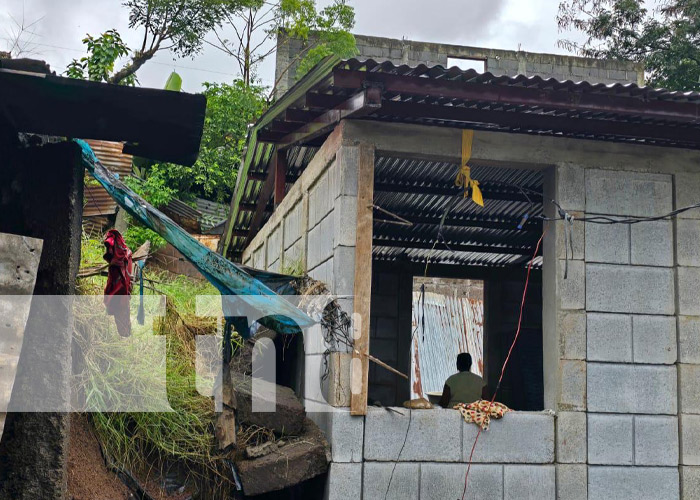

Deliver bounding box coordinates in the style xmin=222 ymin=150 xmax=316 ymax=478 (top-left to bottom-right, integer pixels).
xmin=588 ymin=466 xmax=679 ymax=500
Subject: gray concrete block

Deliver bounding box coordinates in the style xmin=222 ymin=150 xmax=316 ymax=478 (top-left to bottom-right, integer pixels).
xmin=419 ymin=463 xmax=502 ymax=500
xmin=556 ymin=464 xmax=587 ymax=500
xmin=588 ymin=414 xmax=633 ymax=465
xmin=633 ymin=315 xmax=677 ymax=364
xmin=336 ymin=146 xmax=359 ymax=198
xmin=585 ymin=222 xmax=629 ymax=264
xmin=585 ymin=169 xmax=672 ymax=217
xmin=362 ymin=462 xmax=419 ymax=500
xmin=283 ymin=201 xmax=302 ymax=249
xmin=679 ymin=316 xmax=700 ymax=364
xmin=556 ymin=163 xmax=585 ymax=211
xmin=587 ymin=313 xmax=632 ymax=362
xmin=332 ymin=195 xmax=357 ymax=248
xmin=681 ymin=466 xmax=700 ymax=500
xmin=307 ymin=213 xmax=334 ymax=270
xmin=325 ymin=462 xmax=362 ymax=500
xmin=463 ymin=412 xmax=554 ymax=463
xmin=308 ymin=170 xmax=331 ymax=227
xmin=675 ymin=173 xmax=700 ymax=220
xmin=266 ymin=224 xmax=282 ymax=266
xmin=329 ymin=409 xmax=364 ymax=463
xmin=586 ymin=264 xmax=675 ymax=315
xmin=631 ymin=220 xmax=674 ymax=267
xmin=558 ymin=259 xmax=585 ymax=311
xmin=332 ymin=246 xmax=355 ymax=297
xmin=682 ymin=414 xmax=700 ymax=465
xmin=364 ymin=407 xmax=462 ymax=462
xmin=557 ymin=411 xmax=587 ymax=463
xmin=680 ymin=364 xmax=700 ymax=414
xmin=503 ymin=465 xmax=555 ymax=500
xmin=556 ymin=212 xmax=585 ymax=260
xmin=587 ymin=363 xmax=677 ymax=414
xmin=588 ymin=466 xmax=679 ymax=500
xmin=635 ymin=415 xmax=679 ymax=466
xmin=678 ymin=267 xmax=700 ymax=316
xmin=559 ymin=360 xmax=586 ymax=411
xmin=677 ymin=219 xmax=700 ymax=267
xmin=558 ymin=311 xmax=586 ymax=360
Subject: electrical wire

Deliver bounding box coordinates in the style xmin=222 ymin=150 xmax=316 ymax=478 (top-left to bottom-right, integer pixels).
xmin=460 ymin=228 xmax=546 ymax=500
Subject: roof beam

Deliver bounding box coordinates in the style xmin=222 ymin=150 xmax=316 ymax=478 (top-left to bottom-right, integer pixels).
xmin=373 ymin=238 xmax=538 ymax=255
xmin=373 ymin=212 xmax=542 ymax=231
xmin=332 ymin=68 xmax=700 ymax=124
xmin=275 ymin=87 xmax=382 ymax=150
xmin=374 ymin=180 xmax=542 ymax=202
xmin=244 ymin=150 xmax=279 ymax=247
xmin=375 ymin=100 xmax=700 ymax=146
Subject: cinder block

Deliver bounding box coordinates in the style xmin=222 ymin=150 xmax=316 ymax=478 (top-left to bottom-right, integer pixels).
xmin=635 ymin=415 xmax=678 ymax=466
xmin=678 ymin=267 xmax=700 ymax=316
xmin=332 ymin=195 xmax=357 ymax=248
xmin=681 ymin=466 xmax=700 ymax=500
xmin=332 ymin=246 xmax=355 ymax=296
xmin=557 ymin=412 xmax=587 ymax=463
xmin=463 ymin=412 xmax=554 ymax=463
xmin=283 ymin=201 xmax=302 ymax=249
xmin=633 ymin=315 xmax=677 ymax=364
xmin=556 ymin=464 xmax=587 ymax=500
xmin=588 ymin=414 xmax=633 ymax=465
xmin=682 ymin=414 xmax=700 ymax=465
xmin=558 ymin=260 xmax=585 ymax=310
xmin=587 ymin=313 xmax=632 ymax=362
xmin=419 ymin=463 xmax=502 ymax=500
xmin=677 ymin=219 xmax=700 ymax=266
xmin=364 ymin=407 xmax=462 ymax=462
xmin=679 ymin=316 xmax=700 ymax=364
xmin=307 ymin=213 xmax=334 ymax=270
xmin=675 ymin=173 xmax=700 ymax=219
xmin=362 ymin=462 xmax=419 ymax=500
xmin=556 ymin=212 xmax=584 ymax=260
xmin=587 ymin=363 xmax=677 ymax=414
xmin=585 ymin=222 xmax=629 ymax=264
xmin=680 ymin=364 xmax=700 ymax=414
xmin=503 ymin=465 xmax=555 ymax=500
xmin=325 ymin=462 xmax=362 ymax=500
xmin=336 ymin=146 xmax=359 ymax=198
xmin=585 ymin=169 xmax=672 ymax=217
xmin=586 ymin=264 xmax=675 ymax=315
xmin=559 ymin=360 xmax=586 ymax=411
xmin=558 ymin=311 xmax=586 ymax=360
xmin=588 ymin=466 xmax=679 ymax=500
xmin=556 ymin=163 xmax=585 ymax=211
xmin=308 ymin=170 xmax=331 ymax=227
xmin=631 ymin=220 xmax=673 ymax=266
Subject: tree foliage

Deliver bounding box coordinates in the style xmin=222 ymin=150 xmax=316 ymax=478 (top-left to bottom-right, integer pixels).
xmin=210 ymin=0 xmax=356 ymax=88
xmin=65 ymin=30 xmax=137 ymax=85
xmin=558 ymin=0 xmax=700 ymax=90
xmin=139 ymin=80 xmax=267 ymax=204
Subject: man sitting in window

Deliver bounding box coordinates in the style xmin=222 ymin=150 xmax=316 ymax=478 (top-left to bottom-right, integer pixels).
xmin=439 ymin=353 xmax=484 ymax=408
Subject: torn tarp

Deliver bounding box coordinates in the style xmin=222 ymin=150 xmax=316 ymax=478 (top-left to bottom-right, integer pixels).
xmin=74 ymin=139 xmax=314 ymax=337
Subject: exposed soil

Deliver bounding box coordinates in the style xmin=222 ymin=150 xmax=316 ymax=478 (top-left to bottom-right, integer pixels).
xmin=67 ymin=413 xmax=132 ymax=500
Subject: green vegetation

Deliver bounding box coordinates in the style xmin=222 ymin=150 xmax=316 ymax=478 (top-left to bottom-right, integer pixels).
xmin=558 ymin=0 xmax=700 ymax=91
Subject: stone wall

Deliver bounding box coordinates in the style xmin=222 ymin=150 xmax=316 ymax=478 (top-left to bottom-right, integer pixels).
xmin=275 ymin=32 xmax=644 ymax=97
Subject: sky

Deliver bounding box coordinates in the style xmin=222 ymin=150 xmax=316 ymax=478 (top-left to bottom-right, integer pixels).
xmin=1 ymin=0 xmax=583 ymax=93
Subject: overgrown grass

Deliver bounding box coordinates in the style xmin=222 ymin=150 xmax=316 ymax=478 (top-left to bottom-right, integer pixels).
xmin=75 ymin=237 xmax=239 ymax=497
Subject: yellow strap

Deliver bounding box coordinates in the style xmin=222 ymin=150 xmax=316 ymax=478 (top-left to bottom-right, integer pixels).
xmin=454 ymin=130 xmax=484 ymax=206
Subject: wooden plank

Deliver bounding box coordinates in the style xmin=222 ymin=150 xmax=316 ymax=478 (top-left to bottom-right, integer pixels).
xmin=351 ymin=144 xmax=375 ymax=416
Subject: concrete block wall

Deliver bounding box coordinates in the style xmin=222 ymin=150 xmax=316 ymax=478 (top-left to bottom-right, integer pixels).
xmin=275 ymin=32 xmax=643 ymax=96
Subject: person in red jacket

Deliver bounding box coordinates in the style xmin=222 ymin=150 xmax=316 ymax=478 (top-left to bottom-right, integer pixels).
xmin=103 ymin=229 xmax=133 ymax=337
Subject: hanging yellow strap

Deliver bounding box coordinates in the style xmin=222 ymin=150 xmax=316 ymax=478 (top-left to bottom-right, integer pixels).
xmin=454 ymin=130 xmax=484 ymax=206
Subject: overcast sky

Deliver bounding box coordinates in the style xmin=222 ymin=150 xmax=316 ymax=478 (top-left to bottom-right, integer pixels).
xmin=1 ymin=0 xmax=582 ymax=93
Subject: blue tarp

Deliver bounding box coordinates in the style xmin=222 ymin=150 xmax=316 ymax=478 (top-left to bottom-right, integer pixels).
xmin=75 ymin=139 xmax=314 ymax=337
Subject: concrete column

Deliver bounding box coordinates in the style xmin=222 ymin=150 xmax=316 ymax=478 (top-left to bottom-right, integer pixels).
xmin=0 ymin=141 xmax=83 ymax=499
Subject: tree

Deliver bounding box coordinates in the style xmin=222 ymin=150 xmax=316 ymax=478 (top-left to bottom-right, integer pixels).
xmin=140 ymin=80 xmax=267 ymax=204
xmin=65 ymin=30 xmax=136 ymax=85
xmin=557 ymin=0 xmax=700 ymax=91
xmin=209 ymin=0 xmax=357 ymax=89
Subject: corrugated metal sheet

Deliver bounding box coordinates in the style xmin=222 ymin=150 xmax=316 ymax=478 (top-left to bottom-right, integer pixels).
xmin=410 ymin=291 xmax=484 ymax=399
xmin=83 ymin=140 xmax=132 ymax=216
xmin=196 ymin=198 xmax=229 ymax=231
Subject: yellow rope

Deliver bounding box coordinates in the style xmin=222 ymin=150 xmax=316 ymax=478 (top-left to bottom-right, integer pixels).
xmin=454 ymin=130 xmax=484 ymax=206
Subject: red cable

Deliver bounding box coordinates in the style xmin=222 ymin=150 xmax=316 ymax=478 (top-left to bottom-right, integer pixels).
xmin=461 ymin=230 xmax=546 ymax=500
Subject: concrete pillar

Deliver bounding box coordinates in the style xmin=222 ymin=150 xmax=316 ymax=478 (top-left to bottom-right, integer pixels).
xmin=0 ymin=141 xmax=83 ymax=500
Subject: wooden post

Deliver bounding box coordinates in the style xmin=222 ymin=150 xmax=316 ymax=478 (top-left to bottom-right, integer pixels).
xmin=274 ymin=150 xmax=287 ymax=207
xmin=350 ymin=144 xmax=375 ymax=416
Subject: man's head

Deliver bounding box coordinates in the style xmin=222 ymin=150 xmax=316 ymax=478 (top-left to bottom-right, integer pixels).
xmin=457 ymin=353 xmax=472 ymax=372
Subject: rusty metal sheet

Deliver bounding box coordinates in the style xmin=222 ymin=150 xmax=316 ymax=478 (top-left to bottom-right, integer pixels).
xmin=83 ymin=140 xmax=133 ymax=217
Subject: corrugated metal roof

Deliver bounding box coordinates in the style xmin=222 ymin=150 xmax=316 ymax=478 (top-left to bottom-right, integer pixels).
xmin=195 ymin=198 xmax=229 ymax=231
xmin=83 ymin=140 xmax=132 ymax=217
xmin=223 ymin=56 xmax=700 ymax=258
